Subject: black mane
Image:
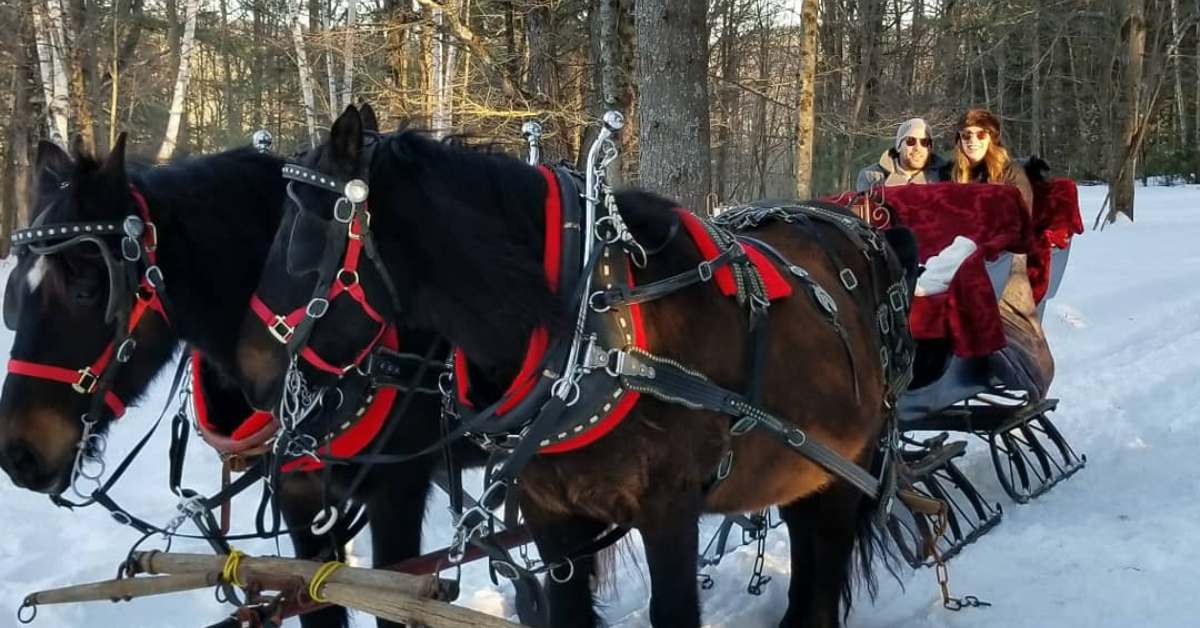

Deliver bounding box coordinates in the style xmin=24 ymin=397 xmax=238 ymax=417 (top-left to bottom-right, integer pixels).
xmin=362 ymin=131 xmax=681 ymax=370
xmin=135 ymin=148 xmax=287 ymax=381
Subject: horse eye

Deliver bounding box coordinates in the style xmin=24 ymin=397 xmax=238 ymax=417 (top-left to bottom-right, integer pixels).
xmin=73 ymin=285 xmax=99 ymax=302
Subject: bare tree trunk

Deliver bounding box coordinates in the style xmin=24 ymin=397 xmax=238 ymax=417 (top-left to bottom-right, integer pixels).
xmin=713 ymin=0 xmax=738 ymax=201
xmin=1170 ymin=0 xmax=1187 ymax=144
xmin=220 ymin=0 xmax=241 ymax=138
xmin=325 ymin=0 xmax=338 ymax=121
xmin=587 ymin=0 xmax=630 ymax=179
xmin=1109 ymin=0 xmax=1146 ymax=222
xmin=3 ymin=0 xmax=35 ymax=254
xmin=993 ymin=34 xmax=1007 ymax=117
xmin=841 ymin=0 xmax=882 ymax=191
xmin=64 ymin=0 xmax=95 ymax=151
xmin=1195 ymin=0 xmax=1200 ymax=178
xmin=753 ymin=7 xmax=768 ymax=197
xmin=1031 ymin=4 xmax=1042 ymax=156
xmin=795 ymin=0 xmax=818 ymax=198
xmin=32 ymin=0 xmax=70 ymax=144
xmin=636 ymin=0 xmax=711 ymax=211
xmin=526 ymin=0 xmax=563 ymax=159
xmin=157 ymin=0 xmax=200 ymax=162
xmin=342 ymin=0 xmax=356 ymax=110
xmin=291 ymin=0 xmax=318 ymax=146
xmin=430 ymin=2 xmax=459 ymax=136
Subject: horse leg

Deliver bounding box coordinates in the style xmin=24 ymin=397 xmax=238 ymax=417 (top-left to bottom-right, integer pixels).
xmin=639 ymin=497 xmax=703 ymax=628
xmin=364 ymin=464 xmax=432 ymax=628
xmin=521 ymin=498 xmax=606 ymax=628
xmin=777 ymin=482 xmax=868 ymax=628
xmin=279 ymin=472 xmax=350 ymax=628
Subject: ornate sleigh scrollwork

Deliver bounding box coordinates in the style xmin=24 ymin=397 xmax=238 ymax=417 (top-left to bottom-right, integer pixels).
xmin=849 ymin=187 xmax=894 ymax=229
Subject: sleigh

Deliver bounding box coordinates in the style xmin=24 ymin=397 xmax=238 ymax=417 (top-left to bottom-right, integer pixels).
xmin=836 ymin=178 xmax=1087 ymax=567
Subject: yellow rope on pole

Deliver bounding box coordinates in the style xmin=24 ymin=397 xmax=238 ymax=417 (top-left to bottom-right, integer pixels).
xmin=308 ymin=561 xmax=346 ymax=604
xmin=221 ymin=550 xmax=247 ymax=588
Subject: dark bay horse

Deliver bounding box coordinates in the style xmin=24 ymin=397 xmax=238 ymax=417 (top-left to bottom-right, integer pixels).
xmin=236 ymin=107 xmax=915 ymax=627
xmin=0 ymin=134 xmax=446 ymax=628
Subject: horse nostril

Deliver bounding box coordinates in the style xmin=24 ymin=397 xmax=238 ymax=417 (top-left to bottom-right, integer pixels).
xmin=5 ymin=441 xmax=43 ymax=485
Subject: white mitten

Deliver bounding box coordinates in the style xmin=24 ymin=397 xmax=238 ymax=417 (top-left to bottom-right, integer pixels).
xmin=915 ymin=236 xmax=978 ymax=297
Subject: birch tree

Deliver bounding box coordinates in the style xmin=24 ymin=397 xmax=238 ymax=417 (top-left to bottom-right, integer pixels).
xmin=341 ymin=0 xmax=356 ymax=111
xmin=157 ymin=0 xmax=200 ymax=161
xmin=291 ymin=0 xmax=318 ymax=146
xmin=32 ymin=0 xmax=70 ymax=146
xmin=794 ymin=0 xmax=818 ymax=199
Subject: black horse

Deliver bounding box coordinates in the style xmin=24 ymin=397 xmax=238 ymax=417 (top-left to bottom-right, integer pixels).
xmin=0 ymin=130 xmax=446 ymax=628
xmin=237 ymin=106 xmax=915 ymax=627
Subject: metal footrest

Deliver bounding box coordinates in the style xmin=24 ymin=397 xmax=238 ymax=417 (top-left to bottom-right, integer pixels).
xmin=888 ymin=437 xmax=1003 ymax=569
xmin=984 ymin=403 xmax=1086 ymax=503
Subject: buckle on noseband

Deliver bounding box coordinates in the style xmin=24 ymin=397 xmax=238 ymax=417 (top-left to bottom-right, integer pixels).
xmin=269 ymin=316 xmax=295 ymax=344
xmin=73 ymin=367 xmax=99 ymax=394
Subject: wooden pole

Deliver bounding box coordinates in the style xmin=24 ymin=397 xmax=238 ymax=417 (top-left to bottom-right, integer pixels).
xmin=24 ymin=572 xmax=219 ymax=606
xmin=130 ymin=551 xmax=527 ymax=627
xmin=325 ymin=583 xmax=524 ymax=628
xmin=133 ymin=551 xmax=440 ymax=599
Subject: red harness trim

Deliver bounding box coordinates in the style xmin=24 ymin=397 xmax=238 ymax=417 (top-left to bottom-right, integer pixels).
xmin=4 ymin=185 xmax=167 ymax=419
xmin=192 ymin=328 xmax=403 ymax=470
xmin=455 ymin=167 xmax=647 ymax=453
xmin=674 ymin=209 xmax=793 ymax=301
xmin=250 ymin=211 xmax=388 ymax=375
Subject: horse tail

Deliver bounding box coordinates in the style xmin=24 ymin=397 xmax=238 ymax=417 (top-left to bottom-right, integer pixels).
xmin=843 ymin=446 xmax=902 ymax=619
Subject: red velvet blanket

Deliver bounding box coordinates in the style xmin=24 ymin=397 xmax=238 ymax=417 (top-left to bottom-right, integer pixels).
xmin=830 ymin=183 xmax=1032 ymax=357
xmin=1028 ymin=178 xmax=1084 ymax=302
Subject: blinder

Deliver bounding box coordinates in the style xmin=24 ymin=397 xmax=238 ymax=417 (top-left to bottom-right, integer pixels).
xmin=5 ymin=217 xmax=140 ymax=330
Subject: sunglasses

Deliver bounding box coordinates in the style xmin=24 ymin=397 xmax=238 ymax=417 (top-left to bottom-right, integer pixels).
xmin=958 ymin=129 xmax=990 ymax=141
xmin=903 ymin=137 xmax=932 ymax=147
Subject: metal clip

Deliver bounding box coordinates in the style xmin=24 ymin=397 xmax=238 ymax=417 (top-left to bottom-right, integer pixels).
xmin=716 ymin=450 xmax=734 ymax=480
xmin=839 ymin=268 xmax=858 ymax=290
xmin=698 ymin=260 xmax=714 ymax=282
xmin=730 ymin=416 xmax=758 ymax=436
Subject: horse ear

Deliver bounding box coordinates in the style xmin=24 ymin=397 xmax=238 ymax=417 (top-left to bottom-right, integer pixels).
xmin=359 ymin=103 xmax=379 ymax=133
xmin=35 ymin=141 xmax=73 ymax=179
xmin=99 ymin=133 xmax=128 ymax=181
xmin=330 ymin=106 xmax=364 ymax=164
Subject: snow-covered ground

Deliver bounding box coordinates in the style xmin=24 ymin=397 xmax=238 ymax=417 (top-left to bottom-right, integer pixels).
xmin=2 ymin=184 xmax=1198 ymax=627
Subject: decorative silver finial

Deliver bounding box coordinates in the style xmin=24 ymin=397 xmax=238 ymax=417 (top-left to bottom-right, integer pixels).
xmin=602 ymin=111 xmax=625 ymax=132
xmin=522 ymin=121 xmax=543 ymax=165
xmin=252 ymin=130 xmax=273 ymax=153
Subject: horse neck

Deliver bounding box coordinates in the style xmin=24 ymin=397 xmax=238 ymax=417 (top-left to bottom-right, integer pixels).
xmin=134 ymin=151 xmax=285 ymax=373
xmin=375 ymin=151 xmax=559 ymax=377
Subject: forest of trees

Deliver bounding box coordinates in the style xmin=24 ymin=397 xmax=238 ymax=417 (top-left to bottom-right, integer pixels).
xmin=0 ymin=0 xmax=1193 ymax=253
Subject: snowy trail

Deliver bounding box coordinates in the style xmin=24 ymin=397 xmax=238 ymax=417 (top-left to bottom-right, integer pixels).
xmin=1 ymin=185 xmax=1198 ymax=627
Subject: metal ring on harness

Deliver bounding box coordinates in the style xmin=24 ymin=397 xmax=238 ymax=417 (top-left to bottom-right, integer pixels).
xmin=116 ymin=337 xmax=137 ymax=363
xmin=333 ymin=198 xmax=354 ymax=224
xmin=337 ymin=269 xmax=359 ymax=287
xmin=588 ymin=291 xmax=612 ymax=313
xmin=491 ymin=560 xmax=521 ymax=581
xmin=310 ymin=505 xmax=340 ymax=536
xmin=548 ymin=558 xmax=576 ymax=584
xmin=306 ymin=297 xmax=329 ymax=319
xmin=145 ymin=265 xmax=165 ymax=289
xmin=321 ymin=386 xmax=345 ymax=410
xmin=17 ymin=597 xmax=36 ymax=624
